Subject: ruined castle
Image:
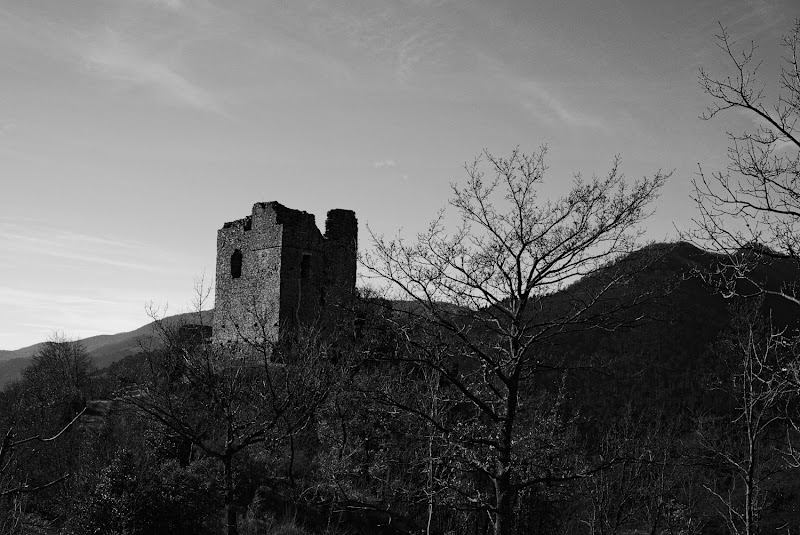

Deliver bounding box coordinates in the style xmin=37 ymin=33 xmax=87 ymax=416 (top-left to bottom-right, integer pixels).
xmin=212 ymin=202 xmax=357 ymax=345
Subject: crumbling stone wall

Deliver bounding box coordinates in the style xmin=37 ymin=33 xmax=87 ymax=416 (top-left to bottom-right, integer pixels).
xmin=213 ymin=201 xmax=357 ymax=346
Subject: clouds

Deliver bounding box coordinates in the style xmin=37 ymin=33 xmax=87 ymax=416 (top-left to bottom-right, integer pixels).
xmin=372 ymin=158 xmax=409 ymax=181
xmin=0 ymin=1 xmax=228 ymax=115
xmin=519 ymin=81 xmax=609 ymax=131
xmin=479 ymin=63 xmax=612 ymax=132
xmin=145 ymin=0 xmax=185 ymax=11
xmin=373 ymin=159 xmax=397 ymax=168
xmin=0 ymin=285 xmax=149 ymax=348
xmin=76 ymin=0 xmax=235 ymax=115
xmin=293 ymin=0 xmax=461 ymax=83
xmin=0 ymin=221 xmax=190 ymax=348
xmin=83 ymin=29 xmax=225 ymax=115
xmin=0 ymin=287 xmax=115 ymax=311
xmin=732 ymin=0 xmax=788 ymax=36
xmin=393 ymin=27 xmax=450 ymax=83
xmin=3 ymin=0 xmax=795 ymax=351
xmin=0 ymin=221 xmax=180 ymax=274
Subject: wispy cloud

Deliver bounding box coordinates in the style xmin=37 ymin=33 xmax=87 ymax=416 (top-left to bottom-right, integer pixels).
xmin=56 ymin=229 xmax=148 ymax=249
xmin=0 ymin=288 xmax=115 ymax=310
xmin=0 ymin=223 xmax=181 ymax=274
xmin=83 ymin=29 xmax=225 ymax=115
xmin=467 ymin=48 xmax=612 ymax=133
xmin=392 ymin=23 xmax=448 ymax=82
xmin=145 ymin=0 xmax=185 ymax=11
xmin=731 ymin=0 xmax=787 ymax=37
xmin=300 ymin=1 xmax=456 ymax=83
xmin=0 ymin=2 xmax=227 ymax=114
xmin=519 ymin=81 xmax=609 ymax=131
xmin=373 ymin=159 xmax=397 ymax=168
xmin=0 ymin=286 xmax=151 ymax=348
xmin=372 ymin=159 xmax=409 ymax=182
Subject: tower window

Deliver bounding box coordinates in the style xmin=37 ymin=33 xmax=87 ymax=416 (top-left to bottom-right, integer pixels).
xmin=300 ymin=253 xmax=311 ymax=279
xmin=231 ymin=249 xmax=243 ymax=279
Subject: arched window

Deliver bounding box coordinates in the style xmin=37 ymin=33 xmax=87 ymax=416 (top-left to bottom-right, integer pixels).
xmin=231 ymin=249 xmax=243 ymax=279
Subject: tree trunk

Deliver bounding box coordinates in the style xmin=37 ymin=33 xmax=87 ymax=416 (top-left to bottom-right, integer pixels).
xmin=493 ymin=439 xmax=515 ymax=535
xmin=224 ymin=454 xmax=238 ymax=535
xmin=493 ymin=481 xmax=513 ymax=535
xmin=288 ymin=434 xmax=296 ymax=487
xmin=493 ymin=361 xmax=520 ymax=535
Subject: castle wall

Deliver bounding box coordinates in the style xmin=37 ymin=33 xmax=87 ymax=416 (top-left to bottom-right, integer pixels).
xmin=213 ymin=201 xmax=357 ymax=347
xmin=274 ymin=204 xmax=325 ymax=331
xmin=213 ymin=203 xmax=284 ymax=345
xmin=323 ymin=210 xmax=358 ymax=306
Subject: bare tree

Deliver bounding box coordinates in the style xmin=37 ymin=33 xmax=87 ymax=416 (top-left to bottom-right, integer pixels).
xmin=23 ymin=333 xmax=94 ymax=415
xmin=690 ymin=20 xmax=800 ymax=304
xmin=686 ymin=24 xmax=800 ymax=533
xmin=125 ymin=284 xmax=333 ymax=535
xmin=694 ymin=300 xmax=798 ymax=535
xmin=579 ymin=410 xmax=703 ymax=535
xmin=362 ymin=146 xmax=669 ymax=535
xmin=0 ymin=408 xmax=86 ymax=534
xmin=0 ymin=408 xmax=86 ymax=494
xmin=0 ymin=334 xmax=91 ymax=534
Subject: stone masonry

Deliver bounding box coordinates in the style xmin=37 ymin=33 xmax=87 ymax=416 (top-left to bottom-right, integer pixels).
xmin=212 ymin=201 xmax=357 ymax=346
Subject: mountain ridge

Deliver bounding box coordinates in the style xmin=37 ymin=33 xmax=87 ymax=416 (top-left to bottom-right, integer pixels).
xmin=0 ymin=310 xmax=213 ymax=387
xmin=2 ymin=240 xmax=797 ymax=390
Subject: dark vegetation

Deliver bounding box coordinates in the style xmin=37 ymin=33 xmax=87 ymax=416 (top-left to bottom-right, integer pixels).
xmin=3 ymin=19 xmax=800 ymax=535
xmin=2 ymin=243 xmax=800 ymax=535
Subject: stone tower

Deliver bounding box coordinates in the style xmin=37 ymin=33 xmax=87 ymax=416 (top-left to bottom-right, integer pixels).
xmin=212 ymin=201 xmax=357 ymax=346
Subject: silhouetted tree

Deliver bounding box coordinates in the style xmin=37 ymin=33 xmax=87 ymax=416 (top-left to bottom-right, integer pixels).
xmin=690 ymin=20 xmax=800 ymax=305
xmin=23 ymin=334 xmax=94 ymax=417
xmin=362 ymin=146 xmax=670 ymax=535
xmin=124 ymin=288 xmax=334 ymax=535
xmin=695 ymin=299 xmax=800 ymax=535
xmin=689 ymin=24 xmax=800 ymax=533
xmin=0 ymin=334 xmax=94 ymax=533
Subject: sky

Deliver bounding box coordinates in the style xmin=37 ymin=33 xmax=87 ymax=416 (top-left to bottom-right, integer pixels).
xmin=0 ymin=0 xmax=797 ymax=349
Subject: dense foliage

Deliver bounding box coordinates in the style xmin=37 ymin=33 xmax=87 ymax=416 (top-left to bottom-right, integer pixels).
xmin=2 ymin=255 xmax=800 ymax=535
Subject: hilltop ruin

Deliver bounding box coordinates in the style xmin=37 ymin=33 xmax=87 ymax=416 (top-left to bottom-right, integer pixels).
xmin=212 ymin=201 xmax=357 ymax=346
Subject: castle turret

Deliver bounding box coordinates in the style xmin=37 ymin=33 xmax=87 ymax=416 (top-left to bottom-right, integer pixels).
xmin=324 ymin=209 xmax=358 ymax=293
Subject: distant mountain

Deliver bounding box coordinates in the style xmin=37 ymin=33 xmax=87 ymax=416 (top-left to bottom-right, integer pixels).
xmin=556 ymin=241 xmax=800 ymax=423
xmin=0 ymin=344 xmax=42 ymax=362
xmin=0 ymin=310 xmax=213 ymax=388
xmin=0 ymin=357 xmax=35 ymax=389
xmin=2 ymin=241 xmax=798 ymax=393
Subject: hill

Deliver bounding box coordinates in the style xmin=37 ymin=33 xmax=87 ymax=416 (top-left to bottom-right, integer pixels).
xmin=2 ymin=241 xmax=797 ymax=392
xmin=365 ymin=241 xmax=800 ymax=421
xmin=0 ymin=344 xmax=42 ymax=362
xmin=0 ymin=357 xmax=35 ymax=389
xmin=0 ymin=310 xmax=213 ymax=388
xmin=549 ymin=241 xmax=800 ymax=423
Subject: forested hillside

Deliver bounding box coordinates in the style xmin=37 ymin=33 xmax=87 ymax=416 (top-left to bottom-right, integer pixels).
xmin=0 ymin=311 xmax=212 ymax=387
xmin=1 ymin=239 xmax=797 ymax=535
